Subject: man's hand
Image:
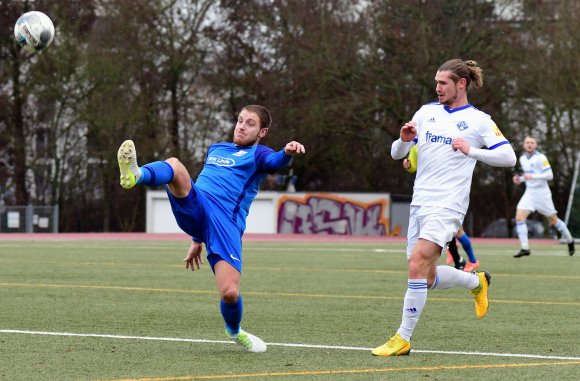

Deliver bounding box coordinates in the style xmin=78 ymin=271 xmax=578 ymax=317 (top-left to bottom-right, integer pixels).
xmin=284 ymin=141 xmax=306 ymax=155
xmin=400 ymin=121 xmax=417 ymax=142
xmin=451 ymin=137 xmax=470 ymax=155
xmin=513 ymin=175 xmax=521 ymax=185
xmin=402 ymin=159 xmax=411 ymax=169
xmin=184 ymin=241 xmax=203 ymax=271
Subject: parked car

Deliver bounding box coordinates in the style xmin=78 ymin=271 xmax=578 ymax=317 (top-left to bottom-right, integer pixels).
xmin=481 ymin=218 xmax=545 ymax=238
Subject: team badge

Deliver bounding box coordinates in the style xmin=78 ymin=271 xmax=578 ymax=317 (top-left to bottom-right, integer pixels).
xmin=456 ymin=121 xmax=469 ymax=131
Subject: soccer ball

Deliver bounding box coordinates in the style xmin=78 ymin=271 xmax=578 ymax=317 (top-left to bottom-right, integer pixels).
xmin=14 ymin=11 xmax=55 ymax=52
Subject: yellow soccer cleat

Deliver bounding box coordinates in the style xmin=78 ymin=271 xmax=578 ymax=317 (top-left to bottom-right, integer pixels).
xmin=117 ymin=139 xmax=140 ymax=189
xmin=372 ymin=332 xmax=411 ymax=356
xmin=470 ymin=271 xmax=491 ymax=319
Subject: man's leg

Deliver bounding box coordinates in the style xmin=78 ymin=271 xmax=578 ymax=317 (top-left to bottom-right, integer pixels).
xmin=547 ymin=214 xmax=575 ymax=256
xmin=372 ymin=206 xmax=490 ymax=356
xmin=431 ymin=265 xmax=490 ymax=318
xmin=372 ymin=239 xmax=439 ymax=356
xmin=457 ymin=232 xmax=479 ymax=272
xmin=514 ymin=209 xmax=531 ymax=257
xmin=117 ymin=140 xmax=191 ymax=196
xmin=214 ymin=260 xmax=266 ymax=353
xmin=447 ymin=237 xmax=466 ymax=269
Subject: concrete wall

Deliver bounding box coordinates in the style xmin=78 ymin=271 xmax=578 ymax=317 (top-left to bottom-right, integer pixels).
xmin=146 ymin=190 xmax=405 ymax=236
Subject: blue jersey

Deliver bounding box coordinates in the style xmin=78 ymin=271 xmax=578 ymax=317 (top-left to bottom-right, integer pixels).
xmin=167 ymin=142 xmax=292 ymax=272
xmin=196 ymin=142 xmax=292 ymax=223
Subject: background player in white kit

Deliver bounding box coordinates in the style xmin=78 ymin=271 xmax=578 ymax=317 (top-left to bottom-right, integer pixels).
xmin=372 ymin=59 xmax=516 ymax=356
xmin=513 ymin=136 xmax=575 ymax=257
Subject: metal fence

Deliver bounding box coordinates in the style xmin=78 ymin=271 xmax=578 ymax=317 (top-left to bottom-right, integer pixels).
xmin=0 ymin=205 xmax=59 ymax=233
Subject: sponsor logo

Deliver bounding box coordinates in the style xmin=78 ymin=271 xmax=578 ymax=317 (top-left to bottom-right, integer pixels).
xmin=492 ymin=123 xmax=504 ymax=137
xmin=405 ymin=307 xmax=417 ymax=313
xmin=425 ymin=131 xmax=452 ymax=145
xmin=233 ymin=150 xmax=248 ymax=157
xmin=428 ymin=117 xmax=436 ymax=123
xmin=229 ymin=254 xmax=240 ymax=262
xmin=207 ymin=156 xmax=235 ymax=167
xmin=456 ymin=121 xmax=469 ymax=131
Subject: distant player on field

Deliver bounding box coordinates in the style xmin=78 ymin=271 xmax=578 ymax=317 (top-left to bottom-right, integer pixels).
xmin=403 ymin=145 xmax=480 ymax=272
xmin=117 ymin=105 xmax=305 ymax=352
xmin=513 ymin=136 xmax=575 ymax=257
xmin=373 ymin=59 xmax=516 ymax=357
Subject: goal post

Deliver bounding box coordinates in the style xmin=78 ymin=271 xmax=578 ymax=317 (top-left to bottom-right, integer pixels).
xmin=565 ymin=151 xmax=580 ymax=237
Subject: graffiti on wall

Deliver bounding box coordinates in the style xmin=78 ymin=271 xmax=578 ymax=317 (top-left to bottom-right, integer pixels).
xmin=277 ymin=193 xmax=389 ymax=236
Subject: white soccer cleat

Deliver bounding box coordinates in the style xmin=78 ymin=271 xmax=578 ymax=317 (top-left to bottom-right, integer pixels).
xmin=117 ymin=139 xmax=141 ymax=189
xmin=227 ymin=329 xmax=267 ymax=353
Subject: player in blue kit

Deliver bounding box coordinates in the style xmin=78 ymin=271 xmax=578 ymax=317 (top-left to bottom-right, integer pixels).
xmin=117 ymin=105 xmax=305 ymax=352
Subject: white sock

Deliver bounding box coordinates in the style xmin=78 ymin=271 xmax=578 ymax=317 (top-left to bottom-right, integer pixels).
xmin=554 ymin=219 xmax=573 ymax=242
xmin=397 ymin=279 xmax=427 ymax=342
xmin=516 ymin=222 xmax=529 ymax=250
xmin=430 ymin=266 xmax=479 ymax=290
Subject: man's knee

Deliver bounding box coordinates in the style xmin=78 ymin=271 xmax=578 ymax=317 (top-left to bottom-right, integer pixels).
xmin=165 ymin=157 xmax=191 ymax=195
xmin=220 ymin=286 xmax=239 ymax=304
xmin=515 ymin=210 xmax=528 ymax=222
xmin=166 ymin=157 xmax=186 ymax=177
xmin=547 ymin=214 xmax=558 ymax=225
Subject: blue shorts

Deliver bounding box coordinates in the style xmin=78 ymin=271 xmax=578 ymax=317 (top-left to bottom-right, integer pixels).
xmin=166 ymin=180 xmax=243 ymax=272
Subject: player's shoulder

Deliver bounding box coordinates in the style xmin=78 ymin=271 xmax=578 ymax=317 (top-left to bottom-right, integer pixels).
xmin=414 ymin=102 xmax=442 ymax=119
xmin=417 ymin=101 xmax=441 ymax=111
xmin=255 ymin=144 xmax=275 ymax=155
xmin=461 ymin=104 xmax=492 ymax=121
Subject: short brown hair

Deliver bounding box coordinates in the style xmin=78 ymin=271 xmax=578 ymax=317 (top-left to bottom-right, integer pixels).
xmin=241 ymin=105 xmax=272 ymax=130
xmin=438 ymin=59 xmax=484 ymax=89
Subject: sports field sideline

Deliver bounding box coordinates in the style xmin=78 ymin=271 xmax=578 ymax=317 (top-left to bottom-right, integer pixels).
xmin=0 ymin=233 xmax=578 ymax=380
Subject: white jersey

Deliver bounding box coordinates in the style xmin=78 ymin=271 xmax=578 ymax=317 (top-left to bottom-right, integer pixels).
xmin=519 ymin=152 xmax=552 ymax=192
xmin=411 ymin=103 xmax=510 ymax=214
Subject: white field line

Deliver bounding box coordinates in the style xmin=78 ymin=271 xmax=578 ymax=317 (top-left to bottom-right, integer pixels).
xmin=1 ymin=329 xmax=579 ymax=361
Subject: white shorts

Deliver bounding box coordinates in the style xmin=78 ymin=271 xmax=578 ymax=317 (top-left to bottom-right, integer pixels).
xmin=516 ymin=190 xmax=557 ymax=217
xmin=406 ymin=205 xmax=464 ymax=259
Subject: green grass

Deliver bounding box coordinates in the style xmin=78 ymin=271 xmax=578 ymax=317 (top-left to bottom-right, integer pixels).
xmin=0 ymin=238 xmax=579 ymax=380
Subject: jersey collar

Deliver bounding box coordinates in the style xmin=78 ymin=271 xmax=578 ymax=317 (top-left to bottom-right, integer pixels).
xmin=443 ymin=104 xmax=473 ymax=114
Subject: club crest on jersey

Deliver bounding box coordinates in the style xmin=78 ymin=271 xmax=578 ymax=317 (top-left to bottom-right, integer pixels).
xmin=425 ymin=131 xmax=452 ymax=145
xmin=207 ymin=156 xmax=235 ymax=167
xmin=456 ymin=121 xmax=469 ymax=131
xmin=233 ymin=150 xmax=248 ymax=157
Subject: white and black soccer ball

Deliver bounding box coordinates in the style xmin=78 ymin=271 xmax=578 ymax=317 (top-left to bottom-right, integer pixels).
xmin=14 ymin=11 xmax=55 ymax=52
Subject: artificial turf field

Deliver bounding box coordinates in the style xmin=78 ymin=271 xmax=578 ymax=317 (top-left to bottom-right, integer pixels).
xmin=0 ymin=235 xmax=579 ymax=380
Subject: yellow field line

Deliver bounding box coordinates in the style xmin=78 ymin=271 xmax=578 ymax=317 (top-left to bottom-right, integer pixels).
xmin=0 ymin=282 xmax=215 ymax=295
xmin=96 ymin=361 xmax=580 ymax=381
xmin=1 ymin=259 xmax=579 ymax=280
xmin=1 ymin=281 xmax=579 ymax=306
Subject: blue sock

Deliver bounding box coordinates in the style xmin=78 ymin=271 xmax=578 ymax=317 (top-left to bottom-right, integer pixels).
xmin=458 ymin=233 xmax=476 ymax=263
xmin=137 ymin=161 xmax=174 ymax=186
xmin=221 ymin=295 xmax=243 ymax=335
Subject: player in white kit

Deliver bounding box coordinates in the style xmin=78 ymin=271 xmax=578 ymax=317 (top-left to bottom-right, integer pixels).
xmin=372 ymin=59 xmax=516 ymax=356
xmin=513 ymin=136 xmax=575 ymax=257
